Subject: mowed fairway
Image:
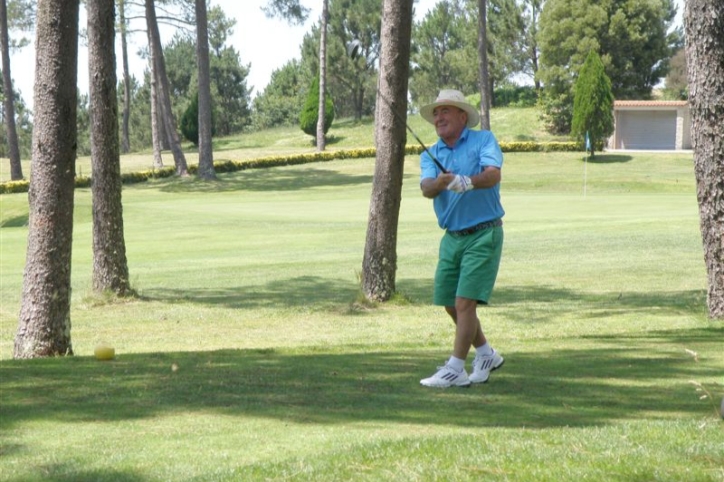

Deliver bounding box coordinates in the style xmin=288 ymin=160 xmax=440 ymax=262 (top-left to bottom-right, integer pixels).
xmin=1 ymin=150 xmax=722 ymax=481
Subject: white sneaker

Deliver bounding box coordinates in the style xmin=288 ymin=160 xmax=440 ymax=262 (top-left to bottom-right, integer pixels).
xmin=420 ymin=364 xmax=471 ymax=388
xmin=469 ymin=349 xmax=504 ymax=384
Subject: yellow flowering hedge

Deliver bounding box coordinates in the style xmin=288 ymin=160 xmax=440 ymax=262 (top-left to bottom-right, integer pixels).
xmin=0 ymin=141 xmax=583 ymax=194
xmin=0 ymin=180 xmax=30 ymax=194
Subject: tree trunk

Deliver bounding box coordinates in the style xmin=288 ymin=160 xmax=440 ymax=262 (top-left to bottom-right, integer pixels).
xmin=156 ymin=73 xmax=170 ymax=151
xmin=195 ymin=0 xmax=215 ymax=180
xmin=88 ymin=0 xmax=131 ymax=296
xmin=119 ymin=0 xmax=131 ymax=154
xmin=15 ymin=0 xmax=79 ymax=359
xmin=148 ymin=42 xmax=164 ymax=169
xmin=685 ymin=0 xmax=724 ymax=319
xmin=316 ymin=0 xmax=328 ymax=152
xmin=0 ymin=0 xmax=23 ymax=180
xmin=527 ymin=0 xmax=542 ymax=92
xmin=355 ymin=86 xmax=364 ymax=121
xmin=362 ymin=0 xmax=413 ymax=302
xmin=145 ymin=0 xmax=188 ymax=176
xmin=477 ymin=0 xmax=491 ymax=130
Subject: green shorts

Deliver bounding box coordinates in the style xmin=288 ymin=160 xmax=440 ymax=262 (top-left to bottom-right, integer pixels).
xmin=433 ymin=225 xmax=503 ymax=306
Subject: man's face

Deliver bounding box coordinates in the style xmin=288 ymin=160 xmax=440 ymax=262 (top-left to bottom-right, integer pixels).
xmin=432 ymin=105 xmax=467 ymax=144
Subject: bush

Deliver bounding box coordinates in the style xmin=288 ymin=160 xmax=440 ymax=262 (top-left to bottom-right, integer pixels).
xmin=180 ymin=93 xmax=200 ymax=145
xmin=0 ymin=180 xmax=30 ymax=194
xmin=493 ymin=86 xmax=538 ymax=107
xmin=539 ymin=92 xmax=573 ymax=135
xmin=299 ymin=75 xmax=335 ymax=139
xmin=180 ymin=92 xmax=216 ymax=146
xmin=251 ymin=60 xmax=305 ymax=130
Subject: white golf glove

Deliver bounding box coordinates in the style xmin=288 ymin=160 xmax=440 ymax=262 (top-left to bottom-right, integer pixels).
xmin=447 ymin=174 xmax=473 ymax=193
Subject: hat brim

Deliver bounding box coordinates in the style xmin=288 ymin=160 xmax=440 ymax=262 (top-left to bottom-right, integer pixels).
xmin=420 ymin=100 xmax=480 ymax=128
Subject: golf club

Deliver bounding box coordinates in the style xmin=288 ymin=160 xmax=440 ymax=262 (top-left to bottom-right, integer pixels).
xmin=347 ymin=39 xmax=362 ymax=60
xmin=345 ymin=38 xmax=448 ymax=173
xmin=375 ymin=89 xmax=449 ymax=173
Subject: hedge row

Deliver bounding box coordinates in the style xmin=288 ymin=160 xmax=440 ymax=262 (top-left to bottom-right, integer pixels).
xmin=0 ymin=141 xmax=581 ymax=194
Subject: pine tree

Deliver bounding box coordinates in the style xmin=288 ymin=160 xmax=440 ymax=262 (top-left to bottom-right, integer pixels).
xmin=299 ymin=75 xmax=334 ymax=142
xmin=180 ymin=92 xmax=200 ymax=145
xmin=571 ymin=50 xmax=614 ymax=158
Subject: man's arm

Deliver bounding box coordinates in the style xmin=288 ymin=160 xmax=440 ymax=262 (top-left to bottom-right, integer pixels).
xmin=421 ymin=173 xmax=456 ymax=198
xmin=470 ymin=166 xmax=501 ymax=189
xmin=421 ymin=167 xmax=500 ymax=198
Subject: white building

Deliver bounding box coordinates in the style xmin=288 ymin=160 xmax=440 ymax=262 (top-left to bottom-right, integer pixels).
xmin=609 ymin=100 xmax=691 ymax=150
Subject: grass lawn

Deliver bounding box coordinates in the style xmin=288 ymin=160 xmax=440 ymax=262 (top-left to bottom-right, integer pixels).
xmin=1 ymin=126 xmax=722 ymax=480
xmin=1 ymin=107 xmax=569 ymax=182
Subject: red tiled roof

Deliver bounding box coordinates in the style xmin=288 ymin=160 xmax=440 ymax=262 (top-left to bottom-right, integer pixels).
xmin=614 ymin=100 xmax=688 ymax=107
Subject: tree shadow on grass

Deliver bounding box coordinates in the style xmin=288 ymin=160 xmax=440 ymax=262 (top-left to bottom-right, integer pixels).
xmin=324 ymin=135 xmax=346 ymax=146
xmin=9 ymin=465 xmax=146 ymax=482
xmin=1 ymin=329 xmax=721 ymax=433
xmin=492 ymin=285 xmax=708 ymax=317
xmin=397 ymin=280 xmax=708 ymax=321
xmin=139 ymin=275 xmax=362 ymax=311
xmin=150 ymin=167 xmax=372 ymax=194
xmin=0 ymin=214 xmax=28 ymax=228
xmin=583 ymin=154 xmax=633 ymax=164
xmin=138 ymin=277 xmax=708 ymax=327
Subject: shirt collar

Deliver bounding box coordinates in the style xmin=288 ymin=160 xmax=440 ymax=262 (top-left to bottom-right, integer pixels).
xmin=437 ymin=126 xmax=470 ymax=149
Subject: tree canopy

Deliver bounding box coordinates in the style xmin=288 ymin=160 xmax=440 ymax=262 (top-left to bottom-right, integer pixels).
xmin=571 ymin=49 xmax=613 ymax=157
xmin=537 ymin=0 xmax=679 ymax=133
xmin=2 ymin=0 xmax=689 ymax=156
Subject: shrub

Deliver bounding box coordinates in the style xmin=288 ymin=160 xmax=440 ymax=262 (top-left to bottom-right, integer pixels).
xmin=493 ymin=86 xmax=538 ymax=107
xmin=180 ymin=92 xmax=216 ymax=146
xmin=299 ymin=75 xmax=335 ymax=139
xmin=0 ymin=180 xmax=30 ymax=194
xmin=180 ymin=92 xmax=200 ymax=145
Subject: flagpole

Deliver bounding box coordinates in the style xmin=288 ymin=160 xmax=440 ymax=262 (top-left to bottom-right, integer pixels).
xmin=583 ymin=153 xmax=587 ymax=198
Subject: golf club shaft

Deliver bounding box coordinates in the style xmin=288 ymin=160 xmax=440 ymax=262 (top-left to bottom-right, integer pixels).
xmin=376 ymin=90 xmax=449 ymax=174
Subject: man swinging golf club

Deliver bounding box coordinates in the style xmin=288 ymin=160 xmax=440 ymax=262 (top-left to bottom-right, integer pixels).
xmin=419 ymin=89 xmax=505 ymax=388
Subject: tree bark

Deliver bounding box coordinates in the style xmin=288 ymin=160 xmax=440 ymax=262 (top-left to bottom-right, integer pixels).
xmin=195 ymin=0 xmax=215 ymax=180
xmin=15 ymin=0 xmax=79 ymax=359
xmin=477 ymin=0 xmax=491 ymax=130
xmin=685 ymin=0 xmax=724 ymax=319
xmin=156 ymin=69 xmax=170 ymax=151
xmin=1 ymin=0 xmax=23 ymax=180
xmin=316 ymin=0 xmax=328 ymax=151
xmin=88 ymin=0 xmax=131 ymax=296
xmin=119 ymin=0 xmax=131 ymax=154
xmin=145 ymin=0 xmax=188 ymax=176
xmin=148 ymin=40 xmax=164 ymax=169
xmin=362 ymin=0 xmax=413 ymax=302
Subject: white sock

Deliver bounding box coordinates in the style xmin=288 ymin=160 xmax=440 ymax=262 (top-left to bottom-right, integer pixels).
xmin=446 ymin=356 xmax=465 ymax=372
xmin=476 ymin=343 xmax=493 ymax=356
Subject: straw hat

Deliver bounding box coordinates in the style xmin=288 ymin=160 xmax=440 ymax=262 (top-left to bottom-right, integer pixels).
xmin=420 ymin=89 xmax=480 ymax=128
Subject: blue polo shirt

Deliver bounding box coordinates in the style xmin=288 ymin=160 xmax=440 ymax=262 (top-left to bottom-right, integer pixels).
xmin=420 ymin=127 xmax=504 ymax=231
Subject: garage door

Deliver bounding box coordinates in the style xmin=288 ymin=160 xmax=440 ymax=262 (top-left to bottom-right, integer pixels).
xmin=617 ymin=110 xmax=676 ymax=149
